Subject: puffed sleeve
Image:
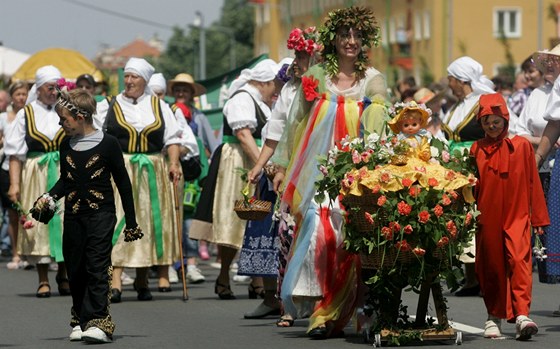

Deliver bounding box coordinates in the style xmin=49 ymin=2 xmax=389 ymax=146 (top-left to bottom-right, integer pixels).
xmin=544 ymin=78 xmax=560 ymax=121
xmin=160 ymin=101 xmax=183 ymax=146
xmin=94 ymin=98 xmax=109 ymax=131
xmin=4 ymin=107 xmax=28 ymax=159
xmin=223 ymin=92 xmax=257 ymax=132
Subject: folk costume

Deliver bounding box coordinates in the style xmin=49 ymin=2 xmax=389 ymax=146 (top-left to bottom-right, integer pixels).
xmin=539 ymin=68 xmax=560 ymax=284
xmin=4 ymin=65 xmax=65 ymax=265
xmin=95 ymin=59 xmax=185 ymax=268
xmin=277 ymin=62 xmax=387 ymax=334
xmin=48 ymin=129 xmax=138 ymax=337
xmin=189 ymin=59 xmax=278 ymax=249
xmin=470 ymin=94 xmax=549 ymax=322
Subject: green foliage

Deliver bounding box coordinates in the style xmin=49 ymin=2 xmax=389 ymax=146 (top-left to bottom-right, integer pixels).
xmin=157 ymin=0 xmax=255 ymax=80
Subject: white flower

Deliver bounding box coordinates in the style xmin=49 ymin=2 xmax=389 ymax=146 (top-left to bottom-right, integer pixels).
xmin=284 ymin=213 xmax=296 ymax=227
xmin=430 ymin=146 xmax=439 ymax=158
xmin=340 ymin=135 xmax=351 ymax=147
xmin=366 ymin=133 xmax=380 ymax=145
xmin=350 ymin=137 xmax=362 ymax=146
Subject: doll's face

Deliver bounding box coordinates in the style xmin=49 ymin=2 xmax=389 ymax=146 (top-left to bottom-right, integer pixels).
xmin=400 ymin=113 xmax=422 ymax=135
xmin=480 ymin=114 xmax=506 ymax=139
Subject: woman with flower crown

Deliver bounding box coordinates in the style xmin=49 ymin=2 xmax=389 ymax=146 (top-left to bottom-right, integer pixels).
xmin=273 ymin=6 xmax=388 ymax=339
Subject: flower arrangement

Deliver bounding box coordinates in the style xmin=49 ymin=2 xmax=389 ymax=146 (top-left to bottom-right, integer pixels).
xmin=314 ymin=101 xmax=479 ymax=332
xmin=12 ymin=202 xmax=35 ymax=230
xmin=56 ymin=78 xmax=76 ymax=91
xmin=30 ymin=193 xmax=59 ymax=224
xmin=286 ymin=27 xmax=321 ymax=55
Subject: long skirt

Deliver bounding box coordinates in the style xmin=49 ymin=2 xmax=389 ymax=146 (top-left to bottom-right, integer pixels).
xmin=111 ymin=153 xmax=180 ymax=267
xmin=237 ymin=176 xmax=278 ymax=277
xmin=538 ymin=149 xmax=560 ymax=283
xmin=18 ymin=152 xmax=65 ymax=263
xmin=190 ymin=143 xmax=254 ymax=249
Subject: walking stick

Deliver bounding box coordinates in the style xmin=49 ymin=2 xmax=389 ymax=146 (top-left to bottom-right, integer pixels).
xmin=174 ymin=181 xmax=189 ymax=301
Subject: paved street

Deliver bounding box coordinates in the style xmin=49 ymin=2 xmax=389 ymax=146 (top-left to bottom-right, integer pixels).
xmin=1 ymin=255 xmax=559 ymax=348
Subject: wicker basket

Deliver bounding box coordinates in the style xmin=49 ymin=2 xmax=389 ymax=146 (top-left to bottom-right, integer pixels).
xmin=343 ymin=193 xmax=384 ymax=233
xmin=234 ymin=199 xmax=272 ymax=221
xmin=360 ymin=248 xmax=415 ymax=269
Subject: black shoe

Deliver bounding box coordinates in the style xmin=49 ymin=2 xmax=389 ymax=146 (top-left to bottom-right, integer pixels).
xmin=134 ymin=280 xmax=153 ymax=301
xmin=454 ymin=284 xmax=480 ymax=297
xmin=308 ymin=326 xmax=328 ymax=340
xmin=56 ymin=274 xmax=71 ymax=296
xmin=158 ymin=286 xmax=172 ymax=293
xmin=110 ymin=288 xmax=122 ymax=303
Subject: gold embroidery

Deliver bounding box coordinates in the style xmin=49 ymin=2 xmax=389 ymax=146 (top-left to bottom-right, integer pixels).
xmin=66 ymin=172 xmax=74 ymax=180
xmin=89 ymin=190 xmax=104 ymax=200
xmin=67 ymin=191 xmax=77 ymax=201
xmin=91 ymin=167 xmax=105 ymax=179
xmin=66 ymin=155 xmax=76 ymax=169
xmin=87 ymin=199 xmax=99 ymax=210
xmin=85 ymin=154 xmax=100 ymax=168
xmin=72 ymin=200 xmax=81 ymax=214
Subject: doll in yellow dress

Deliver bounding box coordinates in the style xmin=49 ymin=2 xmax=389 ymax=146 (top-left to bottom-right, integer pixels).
xmin=387 ymin=101 xmax=432 ymax=162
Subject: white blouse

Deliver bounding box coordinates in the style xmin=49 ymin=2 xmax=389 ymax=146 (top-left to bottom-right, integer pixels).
xmin=95 ymin=93 xmax=182 ymax=147
xmin=265 ymin=80 xmax=298 ymax=142
xmin=514 ymin=84 xmax=552 ymax=137
xmin=223 ymin=84 xmax=271 ymax=134
xmin=4 ymin=100 xmax=61 ymax=160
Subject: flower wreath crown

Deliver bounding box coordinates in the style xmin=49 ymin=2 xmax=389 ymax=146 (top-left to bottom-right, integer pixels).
xmin=287 ymin=27 xmax=321 ymax=55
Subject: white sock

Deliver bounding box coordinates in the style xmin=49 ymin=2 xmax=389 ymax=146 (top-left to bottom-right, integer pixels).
xmin=187 ymin=265 xmax=197 ymax=272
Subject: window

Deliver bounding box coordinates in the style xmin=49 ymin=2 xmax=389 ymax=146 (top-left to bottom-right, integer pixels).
xmin=423 ymin=11 xmax=431 ymax=39
xmin=493 ymin=8 xmax=521 ymax=38
xmin=414 ymin=13 xmax=422 ymax=41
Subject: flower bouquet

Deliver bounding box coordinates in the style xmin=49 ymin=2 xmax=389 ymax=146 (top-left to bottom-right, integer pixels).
xmin=29 ymin=193 xmax=58 ymax=224
xmin=314 ymin=101 xmax=479 ymax=334
xmin=233 ymin=168 xmax=272 ymax=221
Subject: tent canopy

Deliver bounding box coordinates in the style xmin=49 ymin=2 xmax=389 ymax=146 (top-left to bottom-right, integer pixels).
xmin=0 ymin=46 xmax=31 ymax=78
xmin=11 ymin=48 xmax=103 ymax=83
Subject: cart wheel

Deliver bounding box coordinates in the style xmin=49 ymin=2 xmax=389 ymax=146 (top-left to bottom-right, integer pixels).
xmin=374 ymin=333 xmax=382 ymax=347
xmin=455 ymin=331 xmax=463 ymax=345
xmin=362 ymin=328 xmax=370 ymax=343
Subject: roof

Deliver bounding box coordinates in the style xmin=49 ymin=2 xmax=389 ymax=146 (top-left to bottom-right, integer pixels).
xmin=113 ymin=38 xmax=161 ymax=59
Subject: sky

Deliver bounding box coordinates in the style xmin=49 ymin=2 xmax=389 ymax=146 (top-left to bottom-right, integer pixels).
xmin=0 ymin=0 xmax=226 ymax=59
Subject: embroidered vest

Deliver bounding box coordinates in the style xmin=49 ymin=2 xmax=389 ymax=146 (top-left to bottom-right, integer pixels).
xmin=222 ymin=90 xmax=267 ymax=139
xmin=441 ymin=101 xmax=485 ymax=142
xmin=104 ymin=96 xmax=165 ymax=153
xmin=24 ymin=104 xmax=65 ymax=152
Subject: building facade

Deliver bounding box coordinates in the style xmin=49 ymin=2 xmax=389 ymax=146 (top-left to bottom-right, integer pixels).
xmin=253 ymin=0 xmax=559 ymax=86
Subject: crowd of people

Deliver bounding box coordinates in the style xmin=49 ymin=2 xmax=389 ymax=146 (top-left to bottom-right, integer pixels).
xmin=1 ymin=4 xmax=560 ymax=344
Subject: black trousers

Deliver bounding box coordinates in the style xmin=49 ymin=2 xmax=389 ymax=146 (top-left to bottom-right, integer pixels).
xmin=63 ymin=211 xmax=116 ymax=332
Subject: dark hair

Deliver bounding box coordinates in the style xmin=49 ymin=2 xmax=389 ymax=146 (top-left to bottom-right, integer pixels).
xmin=520 ymin=55 xmax=536 ymax=72
xmin=76 ymin=74 xmax=96 ymax=87
xmin=400 ymin=88 xmax=417 ymax=102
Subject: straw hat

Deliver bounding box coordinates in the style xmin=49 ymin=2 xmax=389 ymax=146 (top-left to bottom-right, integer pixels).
xmin=533 ymin=44 xmax=560 ymax=72
xmin=168 ymin=73 xmax=207 ymax=97
xmin=388 ymin=101 xmax=430 ymax=134
xmin=413 ymin=87 xmax=445 ymax=108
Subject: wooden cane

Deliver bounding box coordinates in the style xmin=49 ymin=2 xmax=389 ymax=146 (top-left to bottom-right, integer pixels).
xmin=174 ymin=180 xmax=189 ymax=301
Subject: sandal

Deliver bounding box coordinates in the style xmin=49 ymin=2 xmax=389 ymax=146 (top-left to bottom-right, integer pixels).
xmin=36 ymin=282 xmax=51 ymax=298
xmin=248 ymin=283 xmax=265 ymax=299
xmin=215 ymin=280 xmax=235 ymax=300
xmin=276 ymin=315 xmax=295 ymax=327
xmin=56 ymin=274 xmax=71 ymax=296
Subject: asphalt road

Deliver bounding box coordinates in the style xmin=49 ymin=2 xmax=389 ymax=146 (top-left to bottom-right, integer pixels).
xmin=1 ymin=255 xmax=559 ymax=349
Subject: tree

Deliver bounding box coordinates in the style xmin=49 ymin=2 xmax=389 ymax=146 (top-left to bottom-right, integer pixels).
xmin=157 ymin=0 xmax=254 ymax=80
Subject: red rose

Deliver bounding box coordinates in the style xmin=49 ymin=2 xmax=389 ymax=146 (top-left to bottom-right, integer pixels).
xmin=301 ymin=76 xmax=319 ymax=101
xmin=412 ymin=247 xmax=426 ymax=256
xmin=445 ymin=171 xmax=456 ymax=180
xmin=380 ymin=172 xmax=391 ymax=183
xmin=437 ymin=236 xmax=450 ymax=247
xmin=381 ymin=226 xmax=393 ymax=240
xmin=389 ymin=221 xmax=401 ymax=233
xmin=404 ymin=224 xmax=413 ymax=234
xmin=418 ymin=210 xmax=430 ymax=223
xmin=395 ymin=240 xmax=411 ymax=251
xmin=409 ymin=186 xmax=421 ymax=198
xmin=397 ymin=201 xmax=412 ymax=216
xmin=449 ymin=190 xmax=459 ymax=200
xmin=433 ymin=205 xmax=444 ymax=218
xmin=465 ymin=212 xmax=473 ymax=226
xmin=371 ymin=184 xmax=381 ymax=194
xmin=446 ymin=220 xmax=457 ymax=238
xmin=402 ymin=178 xmax=413 ymax=187
xmin=428 ymin=177 xmax=439 ymax=187
xmin=441 ymin=194 xmax=451 ymax=206
xmin=364 ymin=212 xmax=374 ymax=225
xmin=377 ymin=195 xmax=387 ymax=206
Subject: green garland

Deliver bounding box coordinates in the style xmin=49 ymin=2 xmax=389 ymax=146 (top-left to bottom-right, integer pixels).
xmin=318 ymin=6 xmax=381 ymax=80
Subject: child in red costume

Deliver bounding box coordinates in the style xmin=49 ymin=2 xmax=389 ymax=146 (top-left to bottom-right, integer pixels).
xmin=470 ymin=93 xmax=549 ymax=340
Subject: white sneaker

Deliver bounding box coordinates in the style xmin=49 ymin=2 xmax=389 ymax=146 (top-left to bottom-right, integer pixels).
xmin=232 ymin=275 xmax=251 ymax=283
xmin=483 ymin=318 xmax=502 ymax=338
xmin=81 ymin=326 xmax=112 ymax=343
xmin=169 ymin=266 xmax=179 ymax=284
xmin=69 ymin=325 xmax=83 ymax=341
xmin=186 ymin=267 xmax=205 ymax=284
xmin=515 ymin=315 xmax=538 ymax=341
xmin=121 ymin=271 xmax=134 ymax=286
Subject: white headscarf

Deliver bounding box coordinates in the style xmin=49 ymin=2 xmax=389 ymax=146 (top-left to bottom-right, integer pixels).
xmin=228 ymin=59 xmax=279 ymax=97
xmin=26 ymin=65 xmax=62 ymax=104
xmin=148 ymin=73 xmax=167 ymax=94
xmin=124 ymin=57 xmax=155 ymax=95
xmin=447 ymin=56 xmax=495 ymax=95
